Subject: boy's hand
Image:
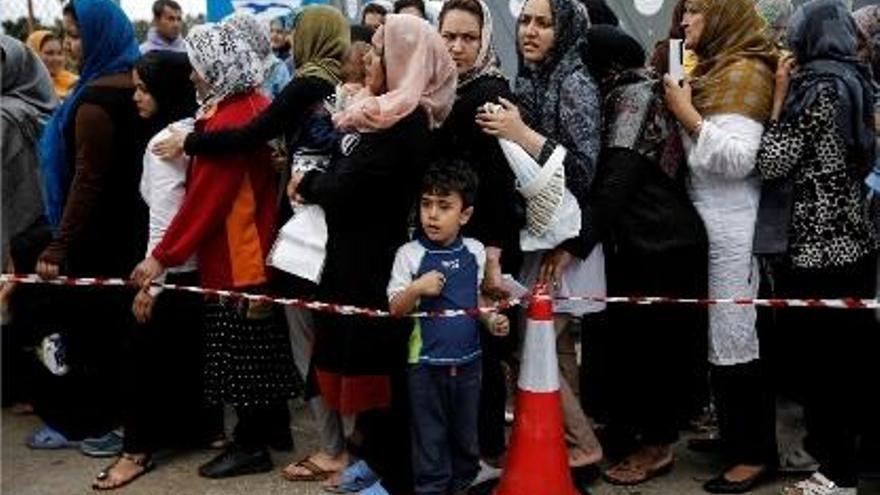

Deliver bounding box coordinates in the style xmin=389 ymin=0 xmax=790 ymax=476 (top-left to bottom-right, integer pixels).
xmin=488 ymin=313 xmax=510 ymax=337
xmin=415 ymin=270 xmax=445 ymax=297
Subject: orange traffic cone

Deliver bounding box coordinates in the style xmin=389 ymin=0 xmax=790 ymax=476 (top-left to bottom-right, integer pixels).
xmin=494 ymin=289 xmax=578 ymax=495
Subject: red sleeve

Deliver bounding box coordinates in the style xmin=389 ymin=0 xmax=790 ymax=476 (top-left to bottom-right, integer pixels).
xmin=151 ymin=153 xmax=247 ymax=268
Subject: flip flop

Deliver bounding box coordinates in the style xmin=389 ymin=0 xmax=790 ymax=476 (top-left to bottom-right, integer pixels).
xmin=26 ymin=426 xmax=79 ymax=450
xmin=281 ymin=456 xmax=336 ymax=482
xmin=92 ymin=454 xmax=155 ymax=491
xmin=323 ymin=460 xmax=379 ymax=493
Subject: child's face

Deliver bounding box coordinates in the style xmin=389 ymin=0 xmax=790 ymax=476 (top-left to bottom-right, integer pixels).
xmin=342 ymin=49 xmax=367 ymax=84
xmin=420 ymin=191 xmax=473 ymax=246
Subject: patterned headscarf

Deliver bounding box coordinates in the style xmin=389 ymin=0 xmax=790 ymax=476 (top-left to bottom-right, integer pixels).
xmin=293 ymin=5 xmax=350 ymax=86
xmin=515 ymin=0 xmax=592 ymax=139
xmin=689 ymin=0 xmax=777 ymax=122
xmin=223 ymin=12 xmax=272 ymax=61
xmin=853 ymin=5 xmax=880 ymax=78
xmin=785 ymin=0 xmax=874 ymax=168
xmin=448 ymin=0 xmax=506 ymax=88
xmin=854 ymin=5 xmax=880 ymax=38
xmin=185 ymin=23 xmax=264 ymax=109
xmin=38 ymin=0 xmax=140 ymax=231
xmin=756 ymin=0 xmax=794 ymax=47
xmin=333 ymin=14 xmax=457 ymax=132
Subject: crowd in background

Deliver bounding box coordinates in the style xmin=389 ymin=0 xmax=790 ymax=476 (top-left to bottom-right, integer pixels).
xmin=2 ymin=0 xmax=880 ymax=494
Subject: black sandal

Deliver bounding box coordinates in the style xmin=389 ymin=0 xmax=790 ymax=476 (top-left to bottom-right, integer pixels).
xmin=92 ymin=453 xmax=154 ymax=491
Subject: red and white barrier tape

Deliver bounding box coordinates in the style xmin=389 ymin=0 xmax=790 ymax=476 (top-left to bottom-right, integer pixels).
xmin=0 ymin=274 xmax=517 ymax=318
xmin=2 ymin=273 xmax=878 ymax=316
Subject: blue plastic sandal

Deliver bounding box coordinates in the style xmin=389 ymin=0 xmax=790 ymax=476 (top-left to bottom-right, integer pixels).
xmin=324 ymin=460 xmax=380 ymax=493
xmin=26 ymin=425 xmax=79 ymax=450
xmin=357 ymin=480 xmax=390 ymax=495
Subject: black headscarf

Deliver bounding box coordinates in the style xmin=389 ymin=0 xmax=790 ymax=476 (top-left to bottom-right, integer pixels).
xmin=134 ymin=50 xmax=197 ymax=133
xmin=581 ymin=0 xmax=617 ymax=26
xmin=785 ymin=0 xmax=874 ymax=167
xmin=585 ymin=25 xmax=646 ymax=85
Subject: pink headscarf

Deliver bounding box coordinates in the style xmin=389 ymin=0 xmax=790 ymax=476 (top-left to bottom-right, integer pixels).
xmin=334 ymin=14 xmax=457 ymax=132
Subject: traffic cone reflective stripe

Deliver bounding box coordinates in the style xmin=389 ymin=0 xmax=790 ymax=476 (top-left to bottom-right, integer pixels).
xmin=495 ymin=291 xmax=577 ymax=495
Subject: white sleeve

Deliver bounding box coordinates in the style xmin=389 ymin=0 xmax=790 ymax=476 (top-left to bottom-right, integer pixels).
xmin=387 ymin=242 xmax=421 ymax=301
xmin=685 ymin=114 xmax=765 ymax=180
xmin=464 ymin=238 xmax=487 ymax=287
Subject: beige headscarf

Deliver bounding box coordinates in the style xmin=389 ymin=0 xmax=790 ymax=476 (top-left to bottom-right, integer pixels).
xmin=333 ymin=14 xmax=457 ymax=132
xmin=293 ymin=5 xmax=350 ymax=86
xmin=689 ymin=0 xmax=777 ymax=122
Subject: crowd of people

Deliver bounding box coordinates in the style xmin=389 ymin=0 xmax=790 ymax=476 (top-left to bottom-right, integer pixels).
xmin=2 ymin=0 xmax=880 ymax=493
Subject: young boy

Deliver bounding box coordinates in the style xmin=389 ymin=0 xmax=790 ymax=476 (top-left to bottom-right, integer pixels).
xmin=387 ymin=161 xmax=509 ymax=495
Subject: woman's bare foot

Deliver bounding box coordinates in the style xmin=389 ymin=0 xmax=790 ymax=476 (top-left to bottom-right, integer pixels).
xmin=92 ymin=453 xmax=152 ymax=490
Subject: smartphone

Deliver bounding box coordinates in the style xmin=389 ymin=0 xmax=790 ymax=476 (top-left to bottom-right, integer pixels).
xmin=668 ymin=38 xmax=684 ymax=86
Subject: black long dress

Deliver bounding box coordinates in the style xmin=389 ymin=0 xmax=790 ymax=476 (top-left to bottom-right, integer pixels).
xmin=298 ymin=109 xmax=434 ymax=493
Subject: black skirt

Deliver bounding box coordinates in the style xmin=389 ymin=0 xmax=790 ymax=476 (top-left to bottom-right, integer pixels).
xmin=203 ymin=298 xmax=297 ymax=407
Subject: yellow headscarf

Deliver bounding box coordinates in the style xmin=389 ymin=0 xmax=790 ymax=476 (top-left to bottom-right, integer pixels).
xmin=25 ymin=29 xmax=79 ymax=101
xmin=689 ymin=0 xmax=777 ymax=122
xmin=293 ymin=5 xmax=350 ymax=86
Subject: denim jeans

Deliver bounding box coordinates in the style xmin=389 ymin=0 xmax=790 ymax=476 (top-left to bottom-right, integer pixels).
xmin=408 ymin=360 xmax=481 ymax=495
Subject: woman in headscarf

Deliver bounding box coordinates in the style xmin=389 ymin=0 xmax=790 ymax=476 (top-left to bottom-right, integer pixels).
xmin=434 ymin=0 xmax=524 ymax=468
xmin=663 ymin=0 xmax=779 ymax=491
xmin=270 ymin=13 xmax=295 ymax=73
xmin=151 ymin=6 xmax=353 ymax=482
xmin=131 ymin=21 xmax=297 ymax=480
xmin=650 ymin=0 xmax=699 ymax=77
xmin=289 ymin=14 xmax=456 ymax=494
xmin=1 ymin=34 xmax=56 ymax=260
xmin=586 ymin=25 xmax=709 ymax=486
xmin=754 ymin=2 xmax=876 ymax=494
xmin=223 ymin=11 xmax=291 ymax=100
xmin=854 ymin=5 xmax=880 ymax=78
xmin=25 ymin=30 xmax=78 ymax=101
xmin=756 ymin=0 xmax=794 ymax=48
xmin=91 ymin=50 xmax=204 ymax=490
xmin=475 ymin=0 xmax=605 ymax=479
xmin=30 ymin=0 xmax=148 ymax=449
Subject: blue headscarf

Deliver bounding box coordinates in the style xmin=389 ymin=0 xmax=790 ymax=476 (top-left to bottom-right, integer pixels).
xmin=38 ymin=0 xmax=140 ymax=231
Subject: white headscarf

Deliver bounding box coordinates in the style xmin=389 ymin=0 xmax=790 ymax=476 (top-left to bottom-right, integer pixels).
xmin=185 ymin=23 xmax=264 ymax=108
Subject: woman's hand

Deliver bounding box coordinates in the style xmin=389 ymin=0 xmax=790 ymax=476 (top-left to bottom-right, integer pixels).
xmin=130 ymin=256 xmax=165 ymax=289
xmin=476 ymin=97 xmax=528 ymax=142
xmin=35 ymin=252 xmax=60 ymax=280
xmin=152 ymin=128 xmax=188 ymax=160
xmin=132 ymin=288 xmax=156 ymax=325
xmin=287 ymin=170 xmax=306 ymax=204
xmin=539 ymin=248 xmax=574 ymax=287
xmin=771 ymin=53 xmax=796 ymax=121
xmin=663 ymin=75 xmax=703 ymax=135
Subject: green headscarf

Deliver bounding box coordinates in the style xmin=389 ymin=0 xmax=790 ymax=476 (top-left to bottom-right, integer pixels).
xmin=293 ymin=5 xmax=349 ymax=85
